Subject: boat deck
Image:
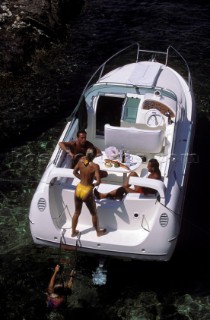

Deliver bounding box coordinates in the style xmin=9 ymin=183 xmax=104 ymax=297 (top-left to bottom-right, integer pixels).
xmin=61 ymin=222 xmax=149 ymax=247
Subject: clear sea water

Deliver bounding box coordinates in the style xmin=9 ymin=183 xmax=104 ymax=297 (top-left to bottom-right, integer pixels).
xmin=1 ymin=0 xmax=210 ymax=319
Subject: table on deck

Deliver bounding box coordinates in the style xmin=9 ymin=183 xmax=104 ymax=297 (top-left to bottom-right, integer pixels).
xmin=94 ymin=151 xmax=142 ymax=182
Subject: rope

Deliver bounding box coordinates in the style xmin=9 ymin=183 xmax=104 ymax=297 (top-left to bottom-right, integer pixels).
xmin=58 ymin=230 xmax=81 ymax=273
xmin=73 ymin=233 xmax=81 ymax=270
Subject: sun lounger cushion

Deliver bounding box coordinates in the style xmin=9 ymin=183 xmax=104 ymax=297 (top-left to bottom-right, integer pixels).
xmin=104 ymin=124 xmax=164 ymax=153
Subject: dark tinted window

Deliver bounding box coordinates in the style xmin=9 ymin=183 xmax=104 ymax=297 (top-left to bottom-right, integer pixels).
xmin=96 ymin=96 xmax=124 ymax=135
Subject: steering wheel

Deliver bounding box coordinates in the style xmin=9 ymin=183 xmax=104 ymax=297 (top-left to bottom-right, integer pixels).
xmin=145 ymin=109 xmax=164 ymax=128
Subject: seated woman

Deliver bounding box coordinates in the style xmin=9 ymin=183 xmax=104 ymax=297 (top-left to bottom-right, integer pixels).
xmin=94 ymin=158 xmax=161 ymax=200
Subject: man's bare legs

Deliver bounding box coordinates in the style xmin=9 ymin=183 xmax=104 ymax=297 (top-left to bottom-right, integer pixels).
xmin=94 ymin=172 xmax=140 ymax=200
xmin=94 ymin=186 xmax=125 ymax=200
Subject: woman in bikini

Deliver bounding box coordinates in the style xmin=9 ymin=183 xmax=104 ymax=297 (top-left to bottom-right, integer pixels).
xmin=71 ymin=147 xmax=106 ymax=237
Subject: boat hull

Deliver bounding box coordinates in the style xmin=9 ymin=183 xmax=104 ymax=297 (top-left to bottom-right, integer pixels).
xmin=29 ymin=44 xmax=196 ymax=262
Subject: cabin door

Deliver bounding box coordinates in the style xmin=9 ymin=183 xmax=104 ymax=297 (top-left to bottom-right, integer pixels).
xmin=96 ymin=95 xmax=124 ymax=136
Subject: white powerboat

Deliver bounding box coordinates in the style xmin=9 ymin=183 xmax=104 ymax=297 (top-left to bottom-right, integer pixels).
xmin=29 ymin=43 xmax=196 ymax=261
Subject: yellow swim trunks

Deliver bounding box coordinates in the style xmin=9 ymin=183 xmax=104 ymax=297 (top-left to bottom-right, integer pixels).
xmin=75 ymin=182 xmax=93 ymax=200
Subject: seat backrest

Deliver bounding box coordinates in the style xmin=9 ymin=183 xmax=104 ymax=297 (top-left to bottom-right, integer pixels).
xmin=104 ymin=124 xmax=164 ymax=154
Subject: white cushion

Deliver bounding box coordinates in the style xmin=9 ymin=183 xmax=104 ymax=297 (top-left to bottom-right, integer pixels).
xmin=105 ymin=124 xmax=164 ymax=154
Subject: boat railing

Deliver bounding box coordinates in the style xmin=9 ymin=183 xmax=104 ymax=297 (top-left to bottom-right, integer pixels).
xmin=65 ymin=43 xmax=141 ymax=124
xmin=81 ymin=43 xmax=192 ymax=94
xmin=166 ymin=46 xmax=192 ymax=90
xmin=136 ymin=46 xmax=192 ymax=90
xmin=66 ymin=43 xmax=192 ymax=128
xmin=81 ymin=42 xmax=141 ymax=95
xmin=53 ymin=118 xmax=79 ymax=166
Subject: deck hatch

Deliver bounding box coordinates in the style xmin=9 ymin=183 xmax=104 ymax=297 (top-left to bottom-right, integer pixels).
xmin=128 ymin=63 xmax=161 ymax=86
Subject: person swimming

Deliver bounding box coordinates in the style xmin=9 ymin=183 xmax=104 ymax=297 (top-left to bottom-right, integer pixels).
xmin=46 ymin=264 xmax=75 ymax=310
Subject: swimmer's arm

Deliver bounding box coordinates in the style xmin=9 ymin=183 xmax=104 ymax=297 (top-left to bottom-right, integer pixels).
xmin=48 ymin=265 xmax=60 ymax=293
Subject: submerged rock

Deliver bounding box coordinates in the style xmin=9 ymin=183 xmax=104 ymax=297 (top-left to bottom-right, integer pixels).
xmin=0 ymin=0 xmax=85 ymax=73
xmin=0 ymin=0 xmax=86 ymax=149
